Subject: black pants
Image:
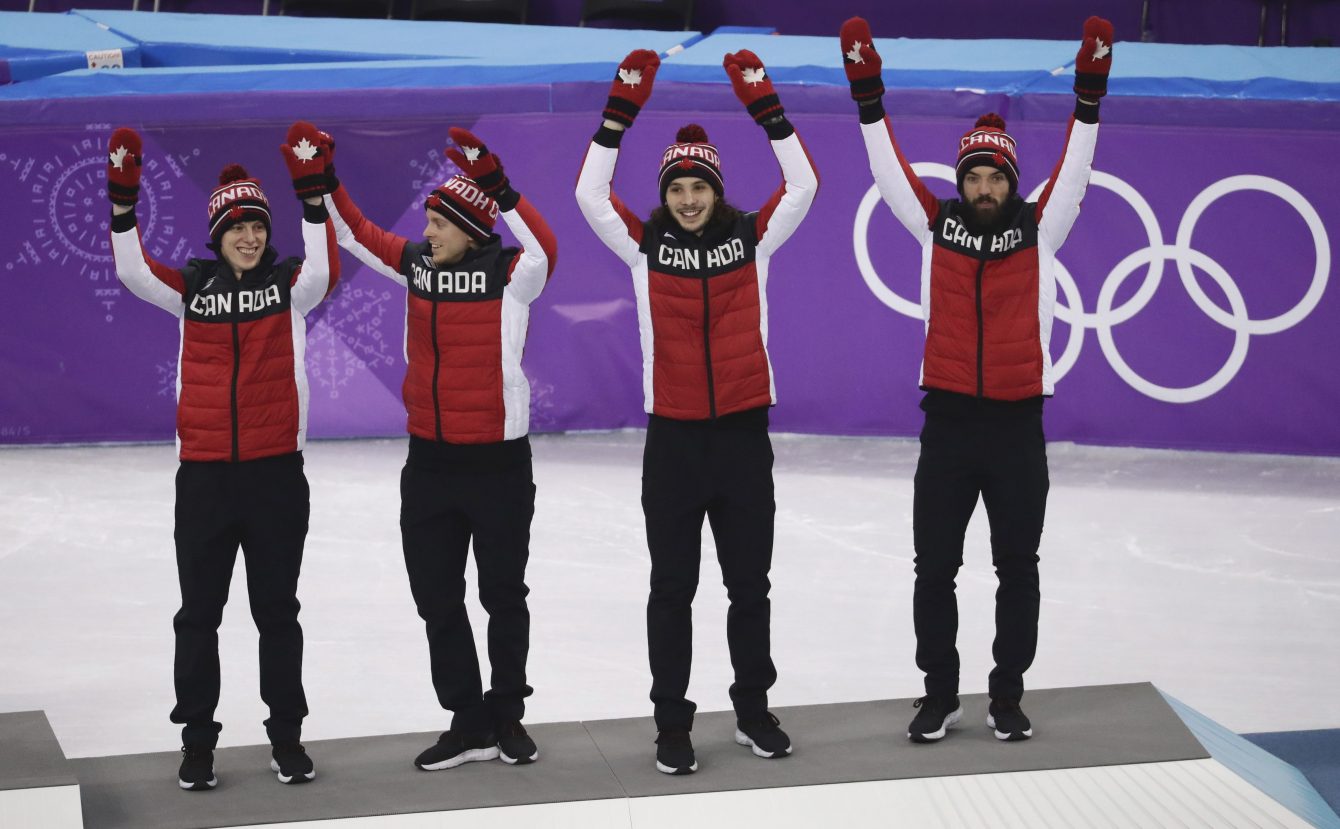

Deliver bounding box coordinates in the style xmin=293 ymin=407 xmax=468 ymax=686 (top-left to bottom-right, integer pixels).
xmin=171 ymin=452 xmax=310 ymax=749
xmin=400 ymin=436 xmax=534 ymax=735
xmin=912 ymin=408 xmax=1048 ymax=702
xmin=643 ymin=410 xmax=777 ymax=732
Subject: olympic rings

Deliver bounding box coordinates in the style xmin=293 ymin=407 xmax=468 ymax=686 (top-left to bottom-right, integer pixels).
xmin=852 ymin=170 xmax=1328 ymax=403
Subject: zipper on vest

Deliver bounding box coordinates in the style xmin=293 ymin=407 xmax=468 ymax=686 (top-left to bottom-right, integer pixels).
xmin=974 ymin=259 xmax=986 ymax=398
xmin=230 ymin=286 xmax=241 ymax=463
xmin=431 ymin=301 xmax=444 ymax=442
xmin=701 ymin=277 xmax=717 ymax=419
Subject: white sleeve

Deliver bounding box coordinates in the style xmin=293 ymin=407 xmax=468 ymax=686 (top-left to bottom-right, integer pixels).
xmin=111 ymin=225 xmax=185 ymax=317
xmin=1037 ymin=118 xmax=1099 ymax=251
xmin=755 ymin=131 xmax=819 ymax=257
xmin=290 ymin=215 xmax=340 ymax=316
xmin=500 ymin=196 xmax=557 ymax=307
xmin=859 ymin=117 xmax=938 ymax=245
xmin=575 ymin=140 xmax=643 ymax=267
xmin=324 ymin=188 xmax=409 ymax=288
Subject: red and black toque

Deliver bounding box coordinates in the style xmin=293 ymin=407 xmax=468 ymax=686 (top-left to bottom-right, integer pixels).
xmin=955 ymin=113 xmax=1019 ymax=196
xmin=425 ymin=174 xmax=499 ymax=241
xmin=658 ymin=124 xmax=724 ymax=204
xmin=207 ymin=164 xmax=272 ymax=245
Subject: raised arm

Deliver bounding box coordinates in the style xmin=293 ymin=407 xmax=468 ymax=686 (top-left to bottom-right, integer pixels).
xmin=304 ymin=125 xmax=411 ymax=288
xmin=107 ymin=127 xmax=186 ymax=316
xmin=841 ymin=18 xmax=939 ymax=245
xmin=446 ymin=127 xmax=558 ymax=307
xmin=280 ymin=121 xmax=341 ymax=315
xmin=1036 ymin=16 xmax=1112 ymax=250
xmin=721 ymin=49 xmax=819 ymax=255
xmin=574 ymin=49 xmax=659 ymax=266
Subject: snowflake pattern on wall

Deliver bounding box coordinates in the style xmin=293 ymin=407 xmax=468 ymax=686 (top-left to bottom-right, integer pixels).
xmin=306 ymin=283 xmax=399 ymax=399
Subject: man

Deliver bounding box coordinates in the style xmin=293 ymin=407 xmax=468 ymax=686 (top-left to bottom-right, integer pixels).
xmin=321 ymin=125 xmax=557 ymax=770
xmin=839 ymin=16 xmax=1114 ymax=742
xmin=576 ymin=48 xmax=818 ymax=774
xmin=107 ymin=122 xmax=339 ymax=788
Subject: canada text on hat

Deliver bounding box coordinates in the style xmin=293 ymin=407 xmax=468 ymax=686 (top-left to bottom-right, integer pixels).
xmin=207 ymin=165 xmax=272 ymax=242
xmin=660 ymin=142 xmax=721 ymax=172
xmin=426 ymin=174 xmax=498 ymax=241
xmin=955 ymin=113 xmax=1020 ymax=192
xmin=958 ymin=129 xmax=1016 ymax=160
xmin=208 ymin=183 xmax=267 ymax=217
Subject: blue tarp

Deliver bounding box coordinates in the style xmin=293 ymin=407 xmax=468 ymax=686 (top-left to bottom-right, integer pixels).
xmin=1 ymin=10 xmax=1337 ymax=104
xmin=74 ymin=9 xmax=700 ymax=67
xmin=0 ymin=11 xmax=141 ymax=84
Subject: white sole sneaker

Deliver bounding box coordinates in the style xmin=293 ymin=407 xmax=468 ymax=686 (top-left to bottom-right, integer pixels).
xmin=655 ymin=759 xmax=698 ymax=775
xmin=418 ymin=746 xmax=500 ymax=771
xmin=908 ymin=705 xmax=963 ymax=742
xmin=499 ymin=747 xmax=539 ymax=765
xmin=986 ymin=714 xmax=1033 ymax=741
xmin=178 ymin=776 xmax=217 ymax=791
xmin=734 ymin=729 xmax=793 ymax=758
xmin=270 ymin=759 xmax=316 ymax=784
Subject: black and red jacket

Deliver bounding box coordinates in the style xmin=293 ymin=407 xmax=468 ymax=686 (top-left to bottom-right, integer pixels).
xmin=325 ymin=186 xmax=556 ymax=444
xmin=110 ymin=203 xmax=340 ymax=461
xmin=859 ymin=108 xmax=1099 ymax=400
xmin=575 ymin=124 xmax=818 ymax=421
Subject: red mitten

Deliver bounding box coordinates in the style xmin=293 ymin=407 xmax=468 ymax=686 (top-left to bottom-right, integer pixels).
xmin=280 ymin=120 xmax=334 ymax=199
xmin=723 ymin=49 xmax=783 ymax=125
xmin=839 ymin=17 xmax=885 ymax=104
xmin=445 ymin=126 xmax=509 ymax=199
xmin=604 ymin=49 xmax=660 ymax=128
xmin=1074 ymin=16 xmax=1114 ymax=99
xmin=315 ymin=127 xmax=338 ymax=191
xmin=107 ymin=127 xmax=143 ymax=206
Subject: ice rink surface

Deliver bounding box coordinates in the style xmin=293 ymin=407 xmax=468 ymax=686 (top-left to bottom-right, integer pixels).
xmin=2 ymin=432 xmax=1338 ymax=759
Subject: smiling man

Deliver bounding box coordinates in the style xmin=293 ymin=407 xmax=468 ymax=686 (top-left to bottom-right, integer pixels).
xmin=576 ymin=47 xmax=818 ymax=776
xmin=107 ymin=123 xmax=340 ymax=791
xmin=841 ymin=16 xmax=1114 ymax=745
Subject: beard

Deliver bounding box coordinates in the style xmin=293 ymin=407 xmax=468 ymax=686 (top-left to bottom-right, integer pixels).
xmin=963 ymin=194 xmax=1012 ymax=234
xmin=971 ymin=196 xmax=1001 ymax=222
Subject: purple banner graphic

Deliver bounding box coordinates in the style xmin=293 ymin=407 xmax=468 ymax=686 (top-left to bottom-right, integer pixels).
xmin=1 ymin=111 xmax=1335 ymax=455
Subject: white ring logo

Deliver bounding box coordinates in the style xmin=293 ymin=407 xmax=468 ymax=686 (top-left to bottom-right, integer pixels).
xmin=854 ymin=166 xmax=1330 ymax=403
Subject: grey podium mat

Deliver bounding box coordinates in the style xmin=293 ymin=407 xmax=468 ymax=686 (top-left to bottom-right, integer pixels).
xmin=585 ymin=682 xmax=1211 ymax=797
xmin=73 ymin=721 xmax=624 ymax=829
xmin=66 ymin=682 xmax=1211 ymax=827
xmin=0 ymin=710 xmax=77 ymax=791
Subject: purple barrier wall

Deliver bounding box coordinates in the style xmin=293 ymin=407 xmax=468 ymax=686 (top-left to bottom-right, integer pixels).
xmin=1 ymin=106 xmax=1336 ymax=454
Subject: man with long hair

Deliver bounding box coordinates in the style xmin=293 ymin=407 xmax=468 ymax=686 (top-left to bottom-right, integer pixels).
xmin=576 ymin=47 xmax=818 ymax=775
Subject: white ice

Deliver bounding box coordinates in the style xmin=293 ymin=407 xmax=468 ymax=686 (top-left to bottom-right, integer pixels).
xmin=1 ymin=433 xmax=1338 ymax=759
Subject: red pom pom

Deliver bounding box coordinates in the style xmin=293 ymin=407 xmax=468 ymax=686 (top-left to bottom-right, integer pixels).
xmin=218 ymin=164 xmax=250 ymax=185
xmin=975 ymin=113 xmax=1007 ymax=130
xmin=676 ymin=124 xmax=709 ymax=143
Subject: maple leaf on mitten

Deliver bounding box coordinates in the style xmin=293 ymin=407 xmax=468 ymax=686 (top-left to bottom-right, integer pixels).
xmin=839 ymin=17 xmax=884 ymax=104
xmin=445 ymin=126 xmax=509 ymax=198
xmin=604 ymin=49 xmax=661 ymax=128
xmin=1074 ymin=16 xmax=1114 ymax=99
xmin=107 ymin=127 xmax=143 ymax=206
xmin=723 ymin=50 xmax=784 ymax=126
xmin=281 ymin=121 xmax=334 ymax=199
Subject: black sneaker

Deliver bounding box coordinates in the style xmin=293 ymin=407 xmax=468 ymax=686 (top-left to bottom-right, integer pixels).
xmin=497 ymin=721 xmax=538 ymax=765
xmin=907 ymin=695 xmax=962 ymax=743
xmin=414 ymin=730 xmax=500 ymax=770
xmin=654 ymin=729 xmax=697 ymax=775
xmin=177 ymin=746 xmax=217 ymax=791
xmin=734 ymin=712 xmax=793 ymax=758
xmin=270 ymin=742 xmax=316 ymax=784
xmin=987 ymin=699 xmax=1033 ymax=741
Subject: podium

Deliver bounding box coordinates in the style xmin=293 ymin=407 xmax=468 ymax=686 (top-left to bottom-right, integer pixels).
xmin=3 ymin=683 xmax=1335 ymax=828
